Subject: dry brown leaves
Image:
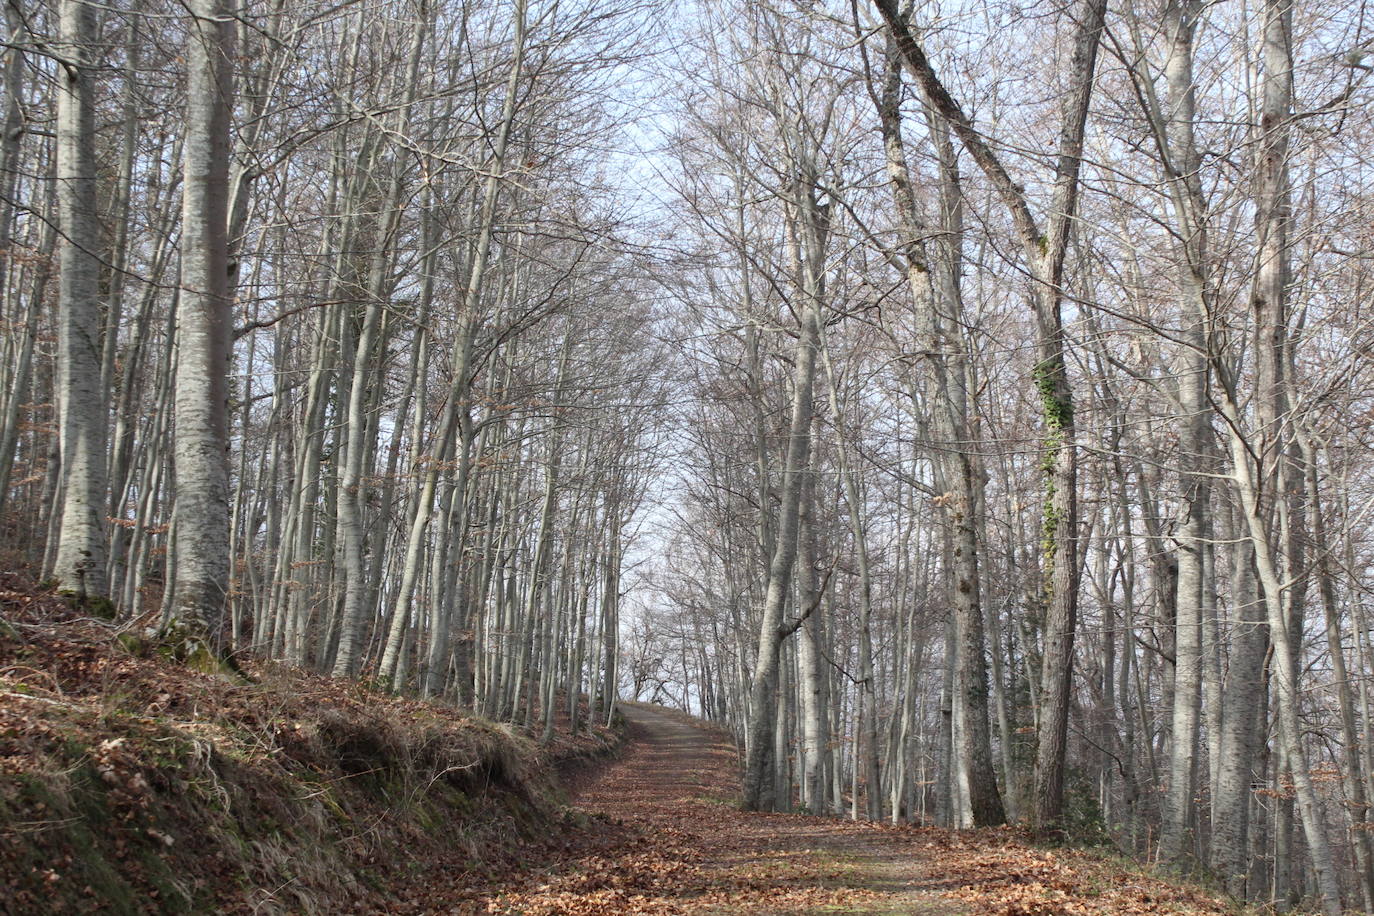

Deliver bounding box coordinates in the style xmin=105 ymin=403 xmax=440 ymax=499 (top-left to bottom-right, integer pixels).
xmin=933 ymin=832 xmax=1239 ymax=916
xmin=444 ymin=709 xmax=1249 ymax=916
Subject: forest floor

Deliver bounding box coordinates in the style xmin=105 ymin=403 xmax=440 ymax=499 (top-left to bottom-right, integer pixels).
xmin=0 ymin=575 xmax=1252 ymax=915
xmin=463 ymin=701 xmax=958 ymax=915
xmin=458 ymin=703 xmax=1246 ymax=916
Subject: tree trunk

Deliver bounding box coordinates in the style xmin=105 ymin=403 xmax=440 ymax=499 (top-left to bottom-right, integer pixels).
xmin=1302 ymin=435 xmax=1374 ymax=911
xmin=874 ymin=0 xmax=1106 ymax=831
xmin=872 ymin=41 xmax=1005 ymax=826
xmin=167 ymin=0 xmax=235 ymax=655
xmin=51 ymin=0 xmax=110 ymax=601
xmin=1155 ymin=0 xmax=1210 ymax=868
xmin=796 ymin=460 xmax=828 ymax=813
xmin=331 ymin=10 xmax=426 ymax=678
xmin=741 ymin=173 xmax=825 ymax=812
xmin=1215 ymin=2 xmax=1341 ymax=911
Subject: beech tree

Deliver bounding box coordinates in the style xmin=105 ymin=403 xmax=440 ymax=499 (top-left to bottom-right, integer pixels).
xmin=166 ymin=0 xmax=235 ymax=652
xmin=873 ymin=0 xmax=1108 ymax=833
xmin=50 ymin=0 xmax=108 ymax=601
xmin=870 ymin=23 xmax=1004 ymax=827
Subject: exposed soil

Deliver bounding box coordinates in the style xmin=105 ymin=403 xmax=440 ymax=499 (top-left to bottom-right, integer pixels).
xmin=0 ymin=583 xmax=616 ymax=915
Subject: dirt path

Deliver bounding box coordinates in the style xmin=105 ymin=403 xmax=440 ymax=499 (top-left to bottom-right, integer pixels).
xmin=480 ymin=702 xmax=964 ymax=915
xmin=425 ymin=703 xmax=1238 ymax=915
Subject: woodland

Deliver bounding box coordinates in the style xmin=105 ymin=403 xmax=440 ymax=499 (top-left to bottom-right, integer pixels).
xmin=3 ymin=0 xmax=1374 ymax=913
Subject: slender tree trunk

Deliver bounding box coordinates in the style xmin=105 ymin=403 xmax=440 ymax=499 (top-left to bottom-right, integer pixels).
xmin=388 ymin=0 xmax=526 ymax=691
xmin=376 ymin=223 xmax=437 ymax=685
xmin=99 ymin=22 xmax=139 ymax=399
xmin=819 ymin=344 xmax=883 ymax=821
xmin=741 ymin=174 xmax=825 ymax=812
xmin=331 ymin=11 xmax=426 ymax=678
xmin=1155 ymin=0 xmax=1210 ymax=868
xmin=1216 ymin=3 xmax=1340 ymax=911
xmin=796 ymin=457 xmax=828 ymax=813
xmin=601 ymin=509 xmax=621 ymax=727
xmin=0 ymin=218 xmax=51 ymax=521
xmin=1222 ymin=419 xmax=1340 ymax=914
xmin=1302 ymin=436 xmax=1374 ymax=911
xmin=870 ymin=42 xmax=1008 ymax=824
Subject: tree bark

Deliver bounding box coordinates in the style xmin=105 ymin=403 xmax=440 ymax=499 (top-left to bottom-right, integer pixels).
xmin=872 ymin=37 xmax=1005 ymax=826
xmin=51 ymin=0 xmax=110 ymax=601
xmin=1302 ymin=434 xmax=1374 ymax=912
xmin=796 ymin=450 xmax=828 ymax=813
xmin=331 ymin=12 xmax=427 ymax=678
xmin=167 ymin=0 xmax=235 ymax=653
xmin=1154 ymin=0 xmax=1210 ymax=868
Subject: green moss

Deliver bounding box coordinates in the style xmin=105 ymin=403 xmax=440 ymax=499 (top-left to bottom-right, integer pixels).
xmin=88 ymin=596 xmax=118 ymax=620
xmin=57 ymin=591 xmax=118 ymax=620
xmin=183 ymin=642 xmax=226 ymax=675
xmin=116 ymin=632 xmax=149 ymax=656
xmin=153 ymin=619 xmax=240 ymax=677
xmin=1041 ymin=487 xmax=1059 ymax=591
xmin=1033 ymin=359 xmax=1073 ymax=433
xmin=1034 ymin=358 xmax=1074 ymax=603
xmin=312 ymin=782 xmax=351 ymax=823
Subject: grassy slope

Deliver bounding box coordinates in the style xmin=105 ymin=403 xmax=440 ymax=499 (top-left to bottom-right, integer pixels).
xmin=0 ymin=577 xmax=618 ymax=914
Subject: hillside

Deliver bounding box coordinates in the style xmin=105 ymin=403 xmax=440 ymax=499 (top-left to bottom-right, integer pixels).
xmin=0 ymin=579 xmax=617 ymax=914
